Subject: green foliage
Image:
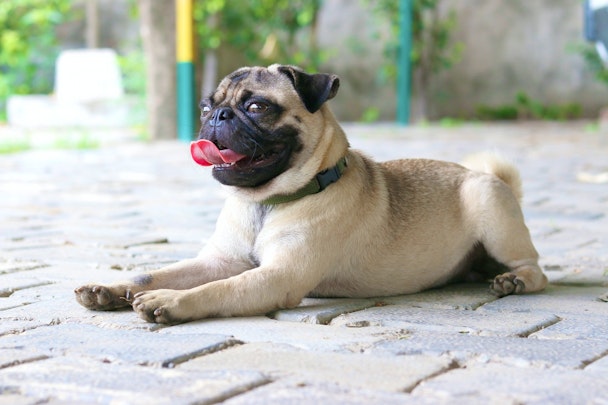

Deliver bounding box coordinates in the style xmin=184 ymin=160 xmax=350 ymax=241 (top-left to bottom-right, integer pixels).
xmin=52 ymin=131 xmax=100 ymax=150
xmin=438 ymin=117 xmax=463 ymax=127
xmin=585 ymin=121 xmax=600 ymax=132
xmin=360 ymin=107 xmax=380 ymax=123
xmin=117 ymin=50 xmax=146 ymax=96
xmin=0 ymin=0 xmax=74 ymax=120
xmin=569 ymin=42 xmax=608 ymax=87
xmin=476 ymin=92 xmax=582 ymax=121
xmin=194 ymin=0 xmax=327 ymax=71
xmin=476 ymin=105 xmax=519 ymax=121
xmin=0 ymin=137 xmax=30 ymax=154
xmin=365 ymin=0 xmax=463 ymax=85
xmin=516 ymin=92 xmax=581 ymax=120
xmin=0 ymin=129 xmax=102 ymax=154
xmin=364 ymin=0 xmax=463 ymax=121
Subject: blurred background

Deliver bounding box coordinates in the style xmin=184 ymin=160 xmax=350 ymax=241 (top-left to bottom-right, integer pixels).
xmin=1 ymin=0 xmax=607 ymax=142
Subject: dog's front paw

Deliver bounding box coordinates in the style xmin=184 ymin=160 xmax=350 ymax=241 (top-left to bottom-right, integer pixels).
xmin=490 ymin=272 xmax=525 ymax=297
xmin=75 ymin=284 xmax=131 ymax=311
xmin=132 ymin=290 xmax=190 ymax=324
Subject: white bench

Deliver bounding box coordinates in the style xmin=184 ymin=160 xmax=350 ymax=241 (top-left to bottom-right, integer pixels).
xmin=7 ymin=49 xmax=134 ymax=128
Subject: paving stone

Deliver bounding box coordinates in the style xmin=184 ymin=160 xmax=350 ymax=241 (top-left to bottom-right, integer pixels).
xmin=530 ymin=315 xmax=608 ymax=340
xmin=0 ymin=290 xmax=206 ymax=333
xmin=535 ymin=229 xmax=603 ymax=254
xmin=368 ymin=331 xmax=608 ymax=369
xmin=549 ymin=263 xmax=608 ymax=286
xmin=2 ymin=124 xmax=608 ymax=401
xmin=270 ymin=283 xmax=497 ymax=328
xmin=0 ymin=259 xmax=49 ymax=275
xmin=157 ymin=316 xmax=409 ymax=353
xmin=270 ymin=297 xmax=376 ymax=324
xmin=0 ymin=323 xmax=239 ymax=367
xmin=222 ymin=380 xmax=433 ymax=405
xmin=0 ymin=356 xmax=269 ymax=404
xmin=381 ymin=283 xmax=498 ymax=310
xmin=585 ymin=354 xmax=608 ymax=373
xmin=526 ymin=208 xmax=606 ymax=223
xmin=0 ymin=394 xmax=39 ymax=405
xmin=0 ymin=318 xmax=47 ymax=337
xmin=0 ymin=291 xmax=145 ymax=334
xmin=329 ymin=304 xmax=560 ymax=337
xmin=539 ymin=253 xmax=608 ymax=279
xmin=180 ymin=342 xmax=454 ymax=392
xmin=99 ymin=234 xmax=170 ymax=249
xmin=478 ymin=285 xmax=608 ymax=317
xmin=2 ymin=238 xmax=69 ymax=253
xmin=0 ymin=348 xmax=48 ymax=369
xmin=411 ymin=363 xmax=608 ymax=404
xmin=0 ymin=300 xmax=28 ymax=312
xmin=0 ymin=277 xmax=54 ymax=298
xmin=0 ymin=285 xmax=102 ymax=329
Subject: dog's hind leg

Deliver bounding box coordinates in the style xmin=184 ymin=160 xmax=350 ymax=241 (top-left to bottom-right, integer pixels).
xmin=463 ymin=175 xmax=548 ymax=297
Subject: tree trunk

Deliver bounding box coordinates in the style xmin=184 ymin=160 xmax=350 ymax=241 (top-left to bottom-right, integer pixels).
xmin=85 ymin=0 xmax=99 ymax=48
xmin=201 ymin=13 xmax=218 ymax=98
xmin=138 ymin=0 xmax=176 ymax=139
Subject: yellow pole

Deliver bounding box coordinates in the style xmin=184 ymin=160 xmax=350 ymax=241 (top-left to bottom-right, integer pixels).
xmin=176 ymin=0 xmax=193 ymax=62
xmin=176 ymin=0 xmax=194 ymax=141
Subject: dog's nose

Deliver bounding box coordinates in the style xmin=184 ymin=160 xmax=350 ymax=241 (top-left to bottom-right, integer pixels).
xmin=209 ymin=107 xmax=234 ymax=127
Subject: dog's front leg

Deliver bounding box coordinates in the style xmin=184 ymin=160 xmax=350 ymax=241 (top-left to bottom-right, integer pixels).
xmin=132 ymin=263 xmax=322 ymax=324
xmin=74 ymin=255 xmax=250 ymax=311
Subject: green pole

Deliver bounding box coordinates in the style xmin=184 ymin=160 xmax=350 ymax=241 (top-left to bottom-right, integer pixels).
xmin=177 ymin=62 xmax=194 ymax=142
xmin=397 ymin=0 xmax=412 ymax=125
xmin=176 ymin=0 xmax=194 ymax=142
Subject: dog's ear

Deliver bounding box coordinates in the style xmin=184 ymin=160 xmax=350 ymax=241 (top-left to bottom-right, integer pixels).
xmin=278 ymin=66 xmax=340 ymax=113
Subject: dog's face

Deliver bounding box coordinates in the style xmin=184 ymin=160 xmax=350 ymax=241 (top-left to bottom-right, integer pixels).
xmin=195 ymin=64 xmax=340 ymax=188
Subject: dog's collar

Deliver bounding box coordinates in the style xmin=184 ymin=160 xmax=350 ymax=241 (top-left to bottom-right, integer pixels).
xmin=260 ymin=156 xmax=348 ymax=205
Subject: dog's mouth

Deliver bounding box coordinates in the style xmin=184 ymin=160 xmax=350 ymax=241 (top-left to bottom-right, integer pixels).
xmin=191 ymin=139 xmax=246 ymax=167
xmin=191 ymin=139 xmax=288 ymax=171
xmin=191 ymin=125 xmax=300 ymax=188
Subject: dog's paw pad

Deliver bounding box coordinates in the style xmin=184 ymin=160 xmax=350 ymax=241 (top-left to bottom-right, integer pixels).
xmin=74 ymin=285 xmax=129 ymax=311
xmin=132 ymin=290 xmax=186 ymax=324
xmin=490 ymin=273 xmax=526 ymax=297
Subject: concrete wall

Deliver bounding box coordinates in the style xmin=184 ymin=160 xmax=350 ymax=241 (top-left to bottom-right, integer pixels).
xmin=318 ymin=0 xmax=608 ymax=121
xmin=317 ymin=0 xmax=396 ymax=122
xmin=58 ymin=0 xmax=608 ymax=122
xmin=431 ymin=0 xmax=607 ymax=119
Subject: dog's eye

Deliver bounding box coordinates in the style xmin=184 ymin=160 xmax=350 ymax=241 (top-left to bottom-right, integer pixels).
xmin=247 ymin=102 xmax=268 ymax=113
xmin=200 ymin=106 xmax=211 ymax=117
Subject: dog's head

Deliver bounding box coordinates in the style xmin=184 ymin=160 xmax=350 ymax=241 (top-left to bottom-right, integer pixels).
xmin=193 ymin=64 xmax=347 ymax=201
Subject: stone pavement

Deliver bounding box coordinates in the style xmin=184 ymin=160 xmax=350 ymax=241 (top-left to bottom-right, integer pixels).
xmin=0 ymin=122 xmax=607 ymax=404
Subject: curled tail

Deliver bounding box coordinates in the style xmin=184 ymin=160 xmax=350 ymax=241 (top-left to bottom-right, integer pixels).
xmin=461 ymin=152 xmax=523 ymax=203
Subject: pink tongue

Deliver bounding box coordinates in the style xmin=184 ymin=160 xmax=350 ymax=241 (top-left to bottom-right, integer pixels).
xmin=190 ymin=139 xmax=247 ymax=167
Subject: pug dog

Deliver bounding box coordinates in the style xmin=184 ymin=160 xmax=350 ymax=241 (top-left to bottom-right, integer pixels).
xmin=75 ymin=64 xmax=548 ymax=324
